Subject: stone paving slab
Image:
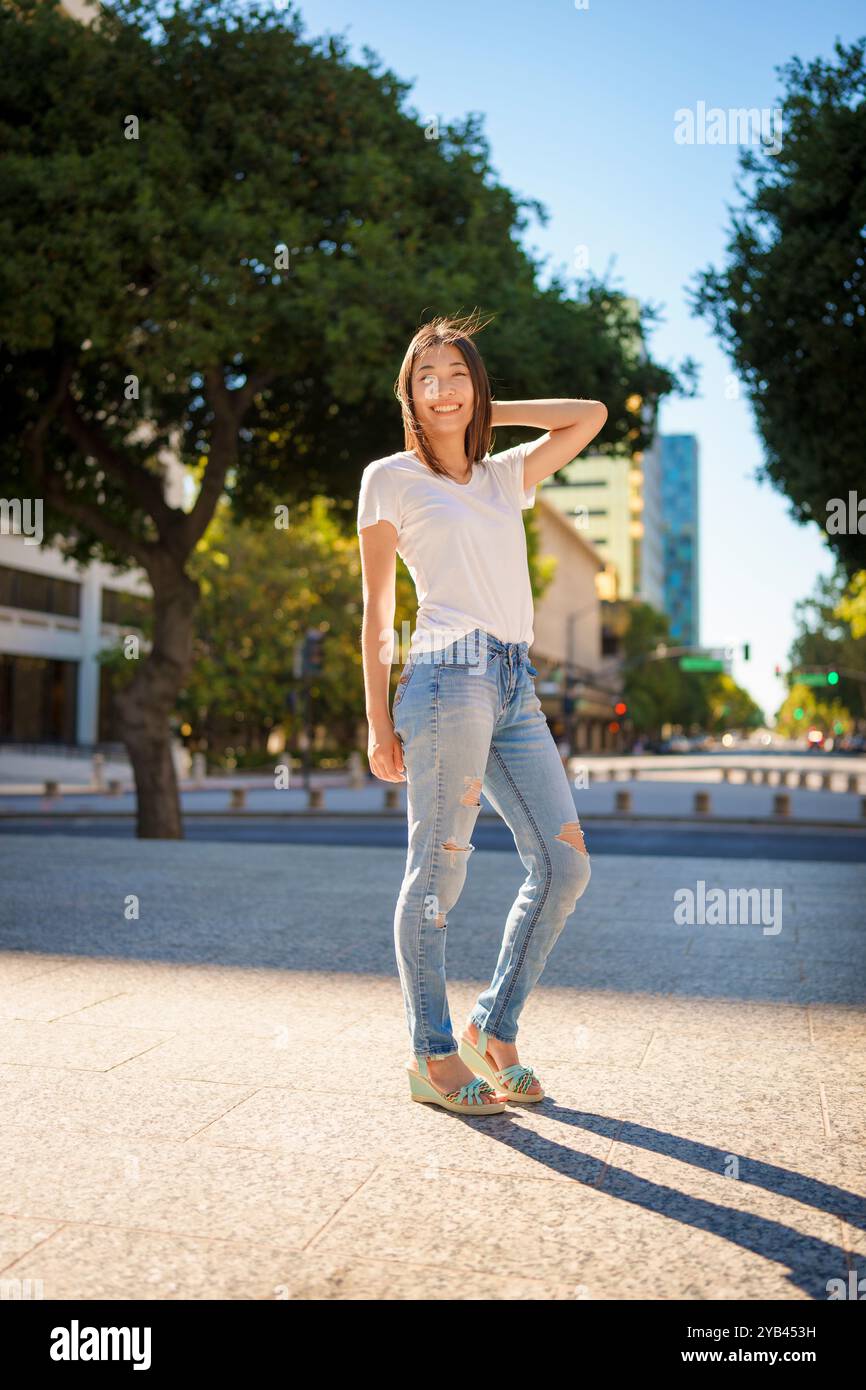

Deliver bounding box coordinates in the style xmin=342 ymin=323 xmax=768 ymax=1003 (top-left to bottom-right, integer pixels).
xmin=0 ymin=833 xmax=863 ymax=1301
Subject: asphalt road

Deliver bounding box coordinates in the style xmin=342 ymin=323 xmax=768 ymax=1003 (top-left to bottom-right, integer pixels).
xmin=1 ymin=814 xmax=864 ymax=862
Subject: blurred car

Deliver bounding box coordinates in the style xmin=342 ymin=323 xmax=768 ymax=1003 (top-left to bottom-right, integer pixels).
xmin=655 ymin=735 xmax=691 ymax=754
xmin=837 ymin=734 xmax=866 ymax=755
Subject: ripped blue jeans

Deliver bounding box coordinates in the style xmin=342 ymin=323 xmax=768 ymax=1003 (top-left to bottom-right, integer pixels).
xmin=391 ymin=627 xmax=591 ymax=1060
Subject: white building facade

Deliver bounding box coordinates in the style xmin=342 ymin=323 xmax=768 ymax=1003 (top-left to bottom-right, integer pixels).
xmin=0 ymin=534 xmax=152 ymax=747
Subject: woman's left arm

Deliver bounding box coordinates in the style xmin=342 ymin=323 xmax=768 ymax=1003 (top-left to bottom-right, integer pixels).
xmin=490 ymin=398 xmax=608 ymax=490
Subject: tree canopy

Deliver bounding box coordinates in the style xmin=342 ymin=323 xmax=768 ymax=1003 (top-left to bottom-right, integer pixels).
xmin=0 ymin=0 xmax=685 ymax=833
xmin=689 ymin=37 xmax=866 ymax=576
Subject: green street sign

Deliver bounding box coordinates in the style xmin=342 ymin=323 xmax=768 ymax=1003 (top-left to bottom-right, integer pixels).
xmin=679 ymin=657 xmax=724 ymax=672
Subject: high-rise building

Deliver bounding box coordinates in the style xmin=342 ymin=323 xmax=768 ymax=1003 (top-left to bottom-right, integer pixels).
xmin=660 ymin=434 xmax=700 ymax=646
xmin=538 ymin=427 xmax=665 ymax=613
xmin=537 ymin=298 xmax=665 ymax=613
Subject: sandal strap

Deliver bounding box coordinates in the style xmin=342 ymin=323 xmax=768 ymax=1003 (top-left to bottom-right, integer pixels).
xmin=497 ymin=1063 xmax=538 ymax=1094
xmin=446 ymin=1076 xmax=496 ymax=1106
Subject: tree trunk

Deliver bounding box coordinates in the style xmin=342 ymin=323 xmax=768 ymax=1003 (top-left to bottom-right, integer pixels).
xmin=115 ymin=567 xmax=200 ymax=839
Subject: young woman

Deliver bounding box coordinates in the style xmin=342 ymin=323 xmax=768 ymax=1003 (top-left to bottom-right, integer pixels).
xmin=357 ymin=312 xmax=607 ymax=1117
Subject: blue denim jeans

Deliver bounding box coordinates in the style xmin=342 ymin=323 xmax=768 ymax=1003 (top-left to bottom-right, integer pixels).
xmin=391 ymin=627 xmax=591 ymax=1060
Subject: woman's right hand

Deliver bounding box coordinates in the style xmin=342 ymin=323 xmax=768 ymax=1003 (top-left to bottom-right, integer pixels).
xmin=367 ymin=720 xmax=407 ymax=782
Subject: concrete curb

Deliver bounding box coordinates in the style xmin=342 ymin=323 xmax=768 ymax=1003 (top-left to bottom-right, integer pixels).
xmin=1 ymin=809 xmax=865 ymax=833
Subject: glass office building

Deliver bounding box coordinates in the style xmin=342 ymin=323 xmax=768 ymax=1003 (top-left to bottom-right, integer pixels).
xmin=660 ymin=435 xmax=700 ymax=646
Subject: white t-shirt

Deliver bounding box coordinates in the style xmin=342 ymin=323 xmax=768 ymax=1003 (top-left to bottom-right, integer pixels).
xmin=356 ymin=444 xmax=537 ymax=654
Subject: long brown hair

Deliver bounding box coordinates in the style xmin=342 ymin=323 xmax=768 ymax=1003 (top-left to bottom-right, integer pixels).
xmin=394 ymin=310 xmax=494 ymax=478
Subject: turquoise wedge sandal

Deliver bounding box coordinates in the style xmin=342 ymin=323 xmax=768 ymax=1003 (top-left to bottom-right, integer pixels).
xmin=458 ymin=1028 xmax=545 ymax=1103
xmin=407 ymin=1055 xmax=506 ymax=1115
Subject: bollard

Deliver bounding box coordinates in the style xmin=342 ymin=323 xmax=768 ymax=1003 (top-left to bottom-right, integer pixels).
xmin=384 ymin=785 xmax=400 ymax=810
xmin=773 ymin=792 xmax=791 ymax=817
xmin=191 ymin=751 xmax=207 ymax=784
xmin=308 ymin=787 xmax=324 ymax=810
xmin=721 ymin=767 xmax=733 ymax=783
xmin=614 ymin=789 xmax=632 ymax=813
xmin=92 ymin=753 xmax=105 ymax=790
xmin=107 ymin=779 xmax=122 ymax=796
xmin=229 ymin=787 xmax=247 ymax=810
xmin=347 ymin=750 xmax=365 ymax=790
xmin=694 ymin=790 xmax=711 ymax=814
xmin=821 ymin=771 xmax=833 ymax=791
xmin=44 ymin=780 xmax=60 ymax=797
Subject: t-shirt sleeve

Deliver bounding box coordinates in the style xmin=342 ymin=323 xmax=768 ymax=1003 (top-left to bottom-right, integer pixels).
xmin=357 ymin=461 xmax=403 ymax=535
xmin=488 ymin=442 xmax=536 ymax=510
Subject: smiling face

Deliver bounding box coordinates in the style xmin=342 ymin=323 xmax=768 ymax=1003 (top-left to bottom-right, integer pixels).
xmin=411 ymin=341 xmax=475 ymax=440
xmin=394 ymin=315 xmax=493 ymax=477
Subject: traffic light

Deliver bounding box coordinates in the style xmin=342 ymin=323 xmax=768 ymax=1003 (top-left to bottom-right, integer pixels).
xmin=614 ymin=701 xmax=627 ymax=717
xmin=793 ymin=707 xmax=804 ymax=720
xmin=302 ymin=628 xmax=325 ymax=675
xmin=774 ymin=664 xmax=782 ymax=678
xmin=827 ymin=670 xmax=839 ymax=685
xmin=742 ymin=643 xmax=750 ymax=661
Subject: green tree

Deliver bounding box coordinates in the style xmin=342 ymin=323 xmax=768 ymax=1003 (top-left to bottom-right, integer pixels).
xmin=788 ymin=567 xmax=866 ymax=720
xmin=775 ymin=683 xmax=852 ymax=738
xmin=689 ymin=38 xmax=866 ymax=575
xmin=621 ymin=603 xmax=761 ymax=734
xmin=172 ymin=496 xmax=420 ymax=764
xmin=1 ymin=0 xmax=683 ymax=835
xmin=705 ymin=673 xmax=764 ymax=732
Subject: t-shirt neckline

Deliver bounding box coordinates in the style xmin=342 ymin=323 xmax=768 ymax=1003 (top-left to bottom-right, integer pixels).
xmin=404 ymin=450 xmax=479 ymax=488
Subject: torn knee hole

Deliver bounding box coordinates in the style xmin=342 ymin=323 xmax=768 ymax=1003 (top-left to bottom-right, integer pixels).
xmin=441 ymin=839 xmax=472 ymax=853
xmin=555 ymin=820 xmax=588 ymax=854
xmin=459 ymin=775 xmax=483 ymax=807
xmin=435 ymin=913 xmax=446 ymax=928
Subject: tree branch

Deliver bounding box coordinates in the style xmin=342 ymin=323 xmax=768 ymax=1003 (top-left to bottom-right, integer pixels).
xmin=60 ymin=390 xmax=181 ymax=541
xmin=42 ymin=482 xmax=156 ymax=570
xmin=182 ymin=367 xmax=276 ymax=551
xmin=25 ymin=359 xmax=75 ymax=487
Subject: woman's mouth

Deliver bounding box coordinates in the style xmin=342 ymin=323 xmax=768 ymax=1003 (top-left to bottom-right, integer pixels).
xmin=430 ymin=403 xmax=462 ymax=414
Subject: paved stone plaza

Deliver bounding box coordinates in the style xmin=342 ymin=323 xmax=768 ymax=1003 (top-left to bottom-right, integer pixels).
xmin=0 ymin=834 xmax=863 ymax=1300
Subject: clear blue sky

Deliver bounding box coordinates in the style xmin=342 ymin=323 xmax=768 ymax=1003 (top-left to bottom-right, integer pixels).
xmin=301 ymin=0 xmax=863 ymax=720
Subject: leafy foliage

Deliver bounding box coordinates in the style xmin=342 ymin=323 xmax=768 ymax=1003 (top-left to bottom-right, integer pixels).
xmin=689 ymin=38 xmax=866 ymax=575
xmin=622 ymin=602 xmax=763 ymax=733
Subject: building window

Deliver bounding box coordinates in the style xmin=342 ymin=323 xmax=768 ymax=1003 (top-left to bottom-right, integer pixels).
xmin=0 ymin=654 xmax=78 ymax=743
xmin=0 ymin=564 xmax=80 ymax=618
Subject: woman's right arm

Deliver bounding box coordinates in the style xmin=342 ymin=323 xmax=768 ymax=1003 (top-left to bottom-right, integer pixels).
xmin=358 ymin=520 xmax=406 ymax=783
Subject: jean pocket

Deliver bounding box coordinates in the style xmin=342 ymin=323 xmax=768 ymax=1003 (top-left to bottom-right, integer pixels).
xmin=392 ymin=658 xmax=417 ymax=716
